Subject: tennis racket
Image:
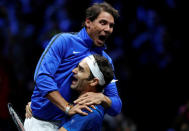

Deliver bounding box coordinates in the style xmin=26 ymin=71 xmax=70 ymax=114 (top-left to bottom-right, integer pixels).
xmin=7 ymin=103 xmax=25 ymax=131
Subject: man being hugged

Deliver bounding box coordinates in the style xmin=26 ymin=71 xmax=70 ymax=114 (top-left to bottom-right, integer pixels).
xmin=24 ymin=2 xmax=122 ymax=131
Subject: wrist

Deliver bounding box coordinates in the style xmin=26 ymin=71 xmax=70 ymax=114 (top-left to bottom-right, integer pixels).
xmin=102 ymin=95 xmax=112 ymax=108
xmin=100 ymin=93 xmax=107 ymax=103
xmin=65 ymin=103 xmax=73 ymax=115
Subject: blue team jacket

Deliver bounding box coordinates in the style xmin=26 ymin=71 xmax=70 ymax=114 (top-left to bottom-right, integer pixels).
xmin=31 ymin=27 xmax=122 ymax=121
xmin=62 ymin=105 xmax=104 ymax=131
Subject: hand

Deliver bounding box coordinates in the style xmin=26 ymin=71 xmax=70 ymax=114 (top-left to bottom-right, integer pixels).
xmin=25 ymin=102 xmax=32 ymax=118
xmin=68 ymin=104 xmax=93 ymax=116
xmin=74 ymin=92 xmax=105 ymax=106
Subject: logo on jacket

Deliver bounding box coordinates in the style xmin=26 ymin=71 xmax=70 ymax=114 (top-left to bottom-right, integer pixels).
xmin=73 ymin=51 xmax=80 ymax=54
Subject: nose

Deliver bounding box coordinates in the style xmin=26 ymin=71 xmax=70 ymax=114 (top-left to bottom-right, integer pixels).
xmin=72 ymin=67 xmax=78 ymax=74
xmin=104 ymin=25 xmax=113 ymax=34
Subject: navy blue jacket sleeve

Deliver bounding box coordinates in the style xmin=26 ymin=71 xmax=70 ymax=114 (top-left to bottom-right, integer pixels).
xmin=34 ymin=34 xmax=66 ymax=97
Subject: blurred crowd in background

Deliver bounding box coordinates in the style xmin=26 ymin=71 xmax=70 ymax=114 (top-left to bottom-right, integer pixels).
xmin=0 ymin=0 xmax=188 ymax=131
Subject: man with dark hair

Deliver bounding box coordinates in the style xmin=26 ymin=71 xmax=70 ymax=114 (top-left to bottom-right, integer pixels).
xmin=24 ymin=2 xmax=122 ymax=130
xmin=83 ymin=2 xmax=119 ymax=27
xmin=59 ymin=54 xmax=114 ymax=131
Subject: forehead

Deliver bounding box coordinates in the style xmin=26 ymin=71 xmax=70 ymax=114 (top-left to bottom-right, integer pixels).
xmin=96 ymin=11 xmax=114 ymax=24
xmin=79 ymin=59 xmax=90 ymax=73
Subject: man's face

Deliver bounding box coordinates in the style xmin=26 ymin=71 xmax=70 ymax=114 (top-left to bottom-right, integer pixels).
xmin=86 ymin=11 xmax=115 ymax=47
xmin=71 ymin=59 xmax=91 ymax=92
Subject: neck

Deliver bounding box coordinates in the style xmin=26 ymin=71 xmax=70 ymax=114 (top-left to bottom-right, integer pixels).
xmin=79 ymin=91 xmax=88 ymax=96
xmin=79 ymin=87 xmax=97 ymax=96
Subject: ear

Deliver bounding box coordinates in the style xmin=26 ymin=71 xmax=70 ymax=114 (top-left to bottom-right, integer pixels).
xmin=89 ymin=78 xmax=99 ymax=87
xmin=85 ymin=18 xmax=91 ymax=29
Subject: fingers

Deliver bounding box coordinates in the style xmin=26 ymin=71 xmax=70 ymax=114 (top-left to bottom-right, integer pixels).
xmin=74 ymin=92 xmax=93 ymax=103
xmin=59 ymin=127 xmax=67 ymax=131
xmin=82 ymin=105 xmax=93 ymax=113
xmin=74 ymin=98 xmax=98 ymax=105
xmin=86 ymin=101 xmax=95 ymax=105
xmin=25 ymin=102 xmax=32 ymax=119
xmin=79 ymin=93 xmax=89 ymax=98
xmin=76 ymin=109 xmax=88 ymax=116
xmin=74 ymin=97 xmax=86 ymax=104
xmin=27 ymin=102 xmax=32 ymax=112
xmin=25 ymin=112 xmax=32 ymax=118
xmin=69 ymin=104 xmax=95 ymax=116
xmin=78 ymin=100 xmax=88 ymax=105
xmin=74 ymin=92 xmax=102 ymax=106
xmin=90 ymin=105 xmax=96 ymax=110
xmin=75 ymin=96 xmax=93 ymax=105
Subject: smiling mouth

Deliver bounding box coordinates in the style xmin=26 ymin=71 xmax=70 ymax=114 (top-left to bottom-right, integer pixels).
xmin=72 ymin=76 xmax=78 ymax=84
xmin=99 ymin=35 xmax=107 ymax=42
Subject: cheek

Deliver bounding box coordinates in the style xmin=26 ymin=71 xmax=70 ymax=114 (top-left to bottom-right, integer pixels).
xmin=96 ymin=24 xmax=103 ymax=31
xmin=77 ymin=79 xmax=87 ymax=90
xmin=92 ymin=23 xmax=101 ymax=31
xmin=110 ymin=27 xmax=113 ymax=32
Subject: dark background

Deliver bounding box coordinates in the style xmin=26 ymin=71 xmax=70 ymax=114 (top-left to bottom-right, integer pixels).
xmin=0 ymin=0 xmax=188 ymax=131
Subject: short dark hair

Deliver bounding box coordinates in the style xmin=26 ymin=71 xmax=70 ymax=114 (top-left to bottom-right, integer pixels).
xmin=88 ymin=54 xmax=114 ymax=92
xmin=83 ymin=2 xmax=119 ymax=26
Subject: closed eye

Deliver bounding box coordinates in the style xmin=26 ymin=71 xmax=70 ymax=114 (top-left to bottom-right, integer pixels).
xmin=78 ymin=65 xmax=84 ymax=72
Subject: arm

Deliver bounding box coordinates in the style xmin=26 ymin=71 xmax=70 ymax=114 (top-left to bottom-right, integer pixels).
xmin=74 ymin=82 xmax=122 ymax=116
xmin=34 ymin=34 xmax=70 ymax=114
xmin=104 ymin=55 xmax=122 ymax=116
xmin=47 ymin=91 xmax=92 ymax=116
xmin=103 ymin=81 xmax=122 ymax=116
xmin=100 ymin=55 xmax=122 ymax=116
xmin=74 ymin=92 xmax=111 ymax=108
xmin=46 ymin=91 xmax=70 ymax=113
xmin=25 ymin=97 xmax=92 ymax=118
xmin=33 ymin=34 xmax=90 ymax=115
xmin=34 ymin=34 xmax=64 ymax=97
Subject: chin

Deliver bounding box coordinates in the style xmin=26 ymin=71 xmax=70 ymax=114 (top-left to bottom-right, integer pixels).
xmin=95 ymin=42 xmax=104 ymax=47
xmin=99 ymin=43 xmax=104 ymax=46
xmin=70 ymin=85 xmax=75 ymax=89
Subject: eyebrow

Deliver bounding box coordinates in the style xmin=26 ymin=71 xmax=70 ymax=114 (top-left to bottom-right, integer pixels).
xmin=78 ymin=64 xmax=84 ymax=71
xmin=100 ymin=19 xmax=115 ymax=25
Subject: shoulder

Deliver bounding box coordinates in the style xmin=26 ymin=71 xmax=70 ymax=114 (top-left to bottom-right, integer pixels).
xmin=75 ymin=105 xmax=104 ymax=121
xmin=58 ymin=32 xmax=82 ymax=47
xmin=48 ymin=32 xmax=78 ymax=44
xmin=102 ymin=51 xmax=113 ymax=64
xmin=59 ymin=32 xmax=79 ymax=41
xmin=47 ymin=32 xmax=79 ymax=49
xmin=83 ymin=105 xmax=104 ymax=122
xmin=62 ymin=106 xmax=104 ymax=131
